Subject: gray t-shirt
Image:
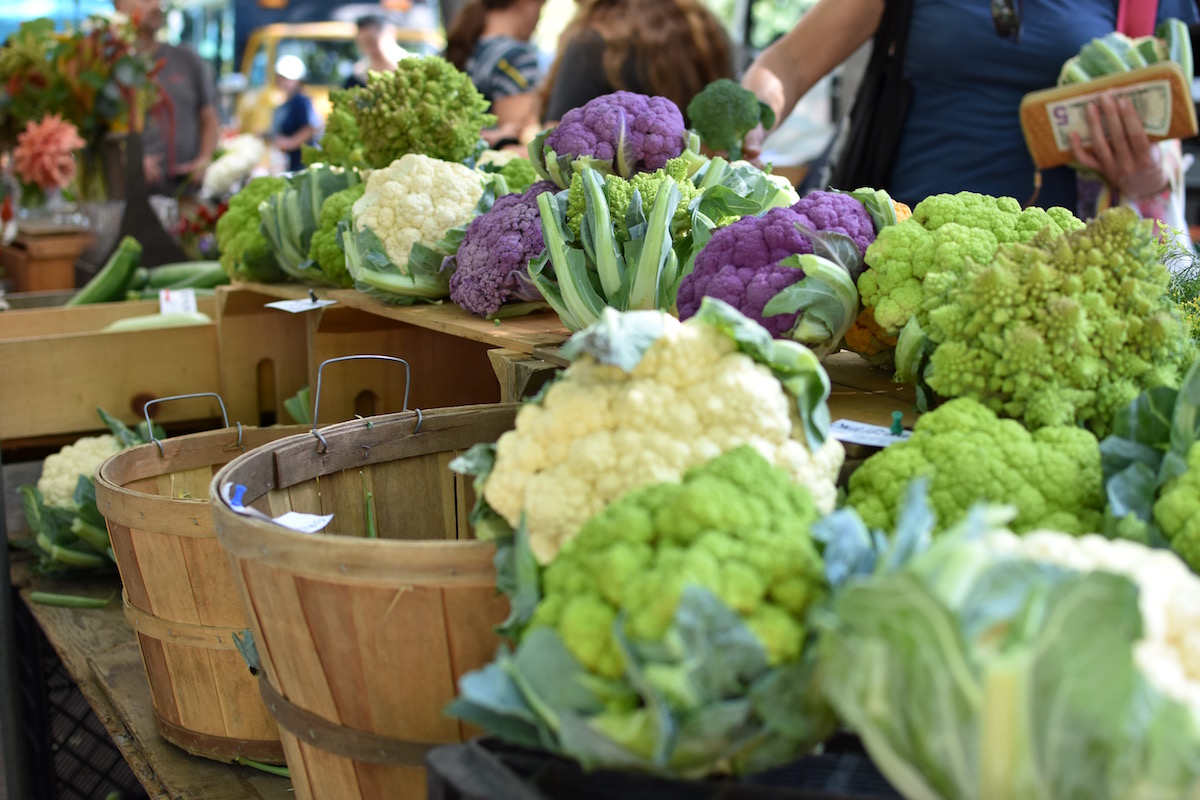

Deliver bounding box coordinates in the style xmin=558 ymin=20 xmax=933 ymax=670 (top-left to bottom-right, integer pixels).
xmin=142 ymin=44 xmax=215 ymax=194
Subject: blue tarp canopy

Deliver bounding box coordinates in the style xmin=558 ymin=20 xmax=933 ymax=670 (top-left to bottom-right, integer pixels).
xmin=0 ymin=1 xmax=114 ymax=40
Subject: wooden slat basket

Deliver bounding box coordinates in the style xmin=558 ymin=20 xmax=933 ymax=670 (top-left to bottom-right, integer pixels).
xmin=96 ymin=419 xmax=308 ymax=764
xmin=209 ymin=403 xmax=516 ymax=800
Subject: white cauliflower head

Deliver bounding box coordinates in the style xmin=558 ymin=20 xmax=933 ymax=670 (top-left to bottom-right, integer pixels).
xmin=985 ymin=529 xmax=1200 ymax=721
xmin=483 ymin=309 xmax=844 ymax=563
xmin=37 ymin=434 xmax=123 ymax=509
xmin=352 ymin=153 xmax=483 ymax=269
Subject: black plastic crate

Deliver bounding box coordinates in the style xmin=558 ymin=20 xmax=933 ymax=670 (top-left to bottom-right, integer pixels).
xmin=12 ymin=588 xmax=150 ymax=800
xmin=426 ymin=735 xmax=901 ymax=800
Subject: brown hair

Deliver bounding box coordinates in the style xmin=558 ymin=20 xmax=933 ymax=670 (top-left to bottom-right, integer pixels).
xmin=445 ymin=0 xmax=522 ymax=70
xmin=540 ymin=0 xmax=733 ymax=116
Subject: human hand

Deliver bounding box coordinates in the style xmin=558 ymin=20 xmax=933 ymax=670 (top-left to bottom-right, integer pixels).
xmin=1069 ymin=94 xmax=1167 ymax=201
xmin=174 ymin=156 xmax=211 ymax=185
xmin=742 ymin=123 xmax=766 ymax=167
xmin=143 ymin=154 xmax=165 ymax=185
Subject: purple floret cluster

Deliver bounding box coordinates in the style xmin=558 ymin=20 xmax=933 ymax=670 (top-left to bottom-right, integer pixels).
xmin=545 ymin=91 xmax=687 ymax=175
xmin=676 ymin=192 xmax=877 ymax=337
xmin=448 ymin=181 xmax=558 ymax=317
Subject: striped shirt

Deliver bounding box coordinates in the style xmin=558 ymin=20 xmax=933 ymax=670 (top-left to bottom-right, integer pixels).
xmin=466 ymin=35 xmax=541 ymax=104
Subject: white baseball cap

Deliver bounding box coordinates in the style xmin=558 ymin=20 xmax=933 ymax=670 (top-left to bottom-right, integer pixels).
xmin=275 ymin=54 xmax=307 ymax=81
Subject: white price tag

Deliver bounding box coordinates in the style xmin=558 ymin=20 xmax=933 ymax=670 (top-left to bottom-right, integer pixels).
xmin=159 ymin=288 xmax=198 ymax=315
xmin=219 ymin=482 xmax=334 ymax=534
xmin=830 ymin=419 xmax=911 ymax=448
xmin=265 ymin=298 xmax=337 ymax=314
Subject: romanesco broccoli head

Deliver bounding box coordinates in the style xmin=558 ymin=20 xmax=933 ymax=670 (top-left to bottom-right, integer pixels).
xmin=922 ymin=207 xmax=1195 ymax=436
xmin=529 ymin=446 xmax=825 ymax=679
xmin=303 ymin=89 xmax=364 ymax=169
xmin=845 ymin=397 xmax=1105 ymax=536
xmin=352 ymin=57 xmax=495 ymax=168
xmin=1153 ymin=440 xmax=1200 ymax=572
xmin=307 ymin=182 xmax=366 ymax=288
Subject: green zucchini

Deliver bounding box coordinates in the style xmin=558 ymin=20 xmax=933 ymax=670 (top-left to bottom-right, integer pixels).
xmin=67 ymin=236 xmax=142 ymax=306
xmin=146 ymin=260 xmax=229 ymax=290
xmin=102 ymin=311 xmax=213 ymax=332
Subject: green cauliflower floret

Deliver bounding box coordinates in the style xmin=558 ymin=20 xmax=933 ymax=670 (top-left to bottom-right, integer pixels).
xmin=307 ymin=182 xmax=366 ymax=288
xmin=496 ymin=156 xmax=539 ymax=194
xmin=566 ymin=157 xmax=698 ymax=240
xmin=352 ymin=57 xmax=496 ymax=168
xmin=846 ymin=397 xmax=1104 ymax=535
xmin=302 ymin=89 xmax=364 ymax=169
xmin=923 ymin=206 xmax=1195 ymax=436
xmin=215 ymin=175 xmax=288 ymax=283
xmin=1153 ymin=440 xmax=1200 ymax=571
xmin=529 ymin=446 xmax=825 ymax=679
xmin=858 ymin=191 xmax=1083 ymax=335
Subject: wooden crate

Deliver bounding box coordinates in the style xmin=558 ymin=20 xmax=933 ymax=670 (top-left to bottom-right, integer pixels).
xmin=308 ymin=306 xmax=501 ymax=425
xmin=0 ymin=233 xmax=93 ymax=293
xmin=211 ymin=404 xmax=517 ymax=800
xmin=0 ymin=297 xmax=222 ymax=444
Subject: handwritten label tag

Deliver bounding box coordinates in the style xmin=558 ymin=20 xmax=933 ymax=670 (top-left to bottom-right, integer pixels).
xmin=219 ymin=482 xmax=334 ymax=533
xmin=265 ymin=298 xmax=337 ymax=314
xmin=1044 ymin=79 xmax=1172 ymax=151
xmin=159 ymin=288 xmax=198 ymax=315
xmin=830 ymin=419 xmax=911 ymax=448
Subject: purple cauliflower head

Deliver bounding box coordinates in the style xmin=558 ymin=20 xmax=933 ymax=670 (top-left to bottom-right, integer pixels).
xmin=791 ymin=191 xmax=877 ymax=256
xmin=448 ymin=181 xmax=558 ymax=317
xmin=545 ymin=91 xmax=687 ymax=177
xmin=676 ymin=207 xmax=812 ymax=337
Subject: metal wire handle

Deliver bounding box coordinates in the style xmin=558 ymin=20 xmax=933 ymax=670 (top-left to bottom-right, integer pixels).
xmin=143 ymin=392 xmax=236 ymax=456
xmin=311 ymin=355 xmax=413 ymax=453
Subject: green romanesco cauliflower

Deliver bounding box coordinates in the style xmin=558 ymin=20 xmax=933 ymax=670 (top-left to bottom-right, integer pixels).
xmin=482 ymin=308 xmax=845 ymax=563
xmin=215 ymin=175 xmax=289 ymax=282
xmin=922 ymin=206 xmax=1195 ymax=436
xmin=1152 ymin=440 xmax=1200 ymax=572
xmin=858 ymin=191 xmax=1084 ymax=335
xmin=307 ymin=182 xmax=366 ymax=288
xmin=351 ymin=56 xmax=496 ymax=168
xmin=37 ymin=434 xmax=123 ymax=509
xmin=529 ymin=446 xmax=825 ymax=679
xmin=302 ymin=88 xmax=365 ymax=169
xmin=845 ymin=397 xmax=1104 ymax=535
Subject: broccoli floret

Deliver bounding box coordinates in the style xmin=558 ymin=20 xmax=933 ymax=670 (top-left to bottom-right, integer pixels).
xmin=686 ymin=79 xmax=776 ymax=160
xmin=215 ymin=175 xmax=288 ymax=283
xmin=307 ymin=182 xmax=366 ymax=288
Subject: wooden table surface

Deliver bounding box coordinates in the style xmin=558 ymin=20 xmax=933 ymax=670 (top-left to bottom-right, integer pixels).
xmin=10 ymin=563 xmax=292 ymax=800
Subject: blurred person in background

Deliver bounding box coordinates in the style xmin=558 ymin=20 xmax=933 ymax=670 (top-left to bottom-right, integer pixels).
xmin=345 ymin=14 xmax=408 ymax=89
xmin=114 ymin=0 xmax=218 ymax=195
xmin=445 ymin=0 xmax=547 ymax=147
xmin=539 ymin=0 xmax=733 ymax=123
xmin=272 ymin=54 xmax=319 ymax=173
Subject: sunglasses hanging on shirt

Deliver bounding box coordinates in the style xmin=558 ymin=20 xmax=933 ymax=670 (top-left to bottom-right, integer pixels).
xmin=991 ymin=0 xmax=1023 ymax=43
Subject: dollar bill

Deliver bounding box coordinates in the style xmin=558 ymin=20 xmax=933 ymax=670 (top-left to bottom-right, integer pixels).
xmin=1043 ymin=79 xmax=1172 ymax=151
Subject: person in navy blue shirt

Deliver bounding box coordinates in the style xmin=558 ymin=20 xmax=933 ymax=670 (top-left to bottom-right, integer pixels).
xmin=741 ymin=0 xmax=1199 ymax=213
xmin=271 ymin=55 xmax=319 ymax=174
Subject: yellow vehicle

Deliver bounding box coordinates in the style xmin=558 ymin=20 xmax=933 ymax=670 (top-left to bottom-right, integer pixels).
xmin=233 ymin=21 xmax=446 ymax=135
